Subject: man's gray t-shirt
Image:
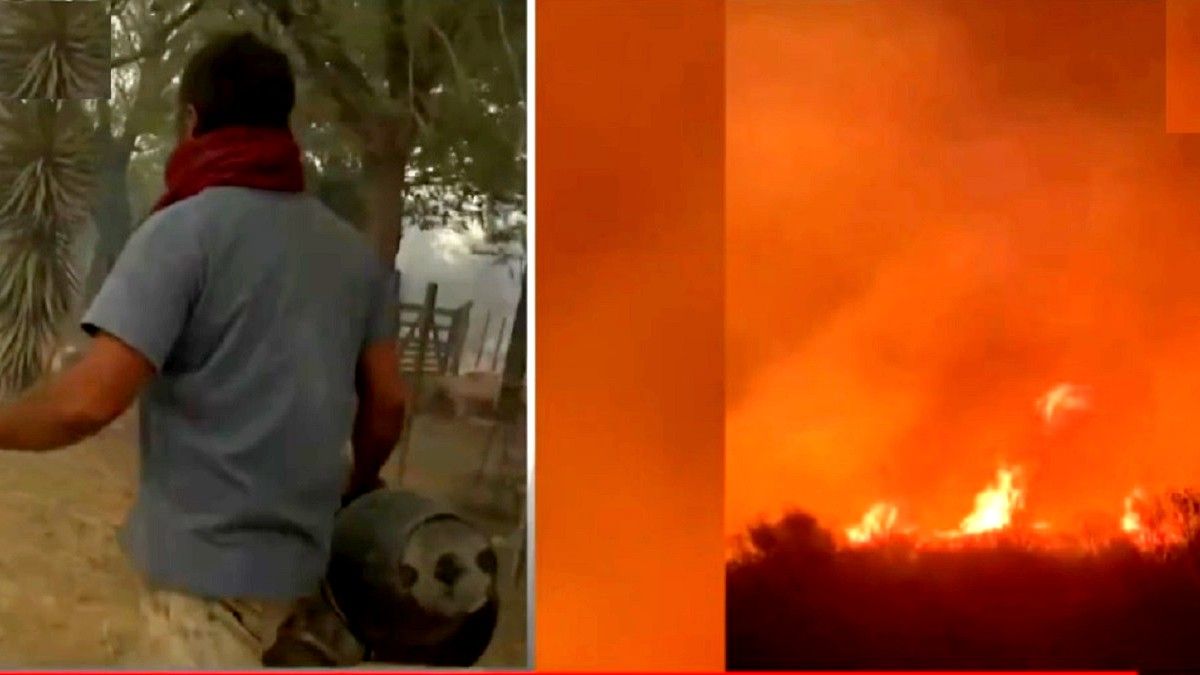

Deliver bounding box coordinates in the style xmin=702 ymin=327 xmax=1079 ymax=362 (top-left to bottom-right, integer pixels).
xmin=82 ymin=186 xmax=398 ymax=601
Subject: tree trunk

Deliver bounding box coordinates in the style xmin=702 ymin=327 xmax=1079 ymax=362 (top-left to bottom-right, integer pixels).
xmin=362 ymin=148 xmax=410 ymax=266
xmin=84 ymin=132 xmax=135 ymax=303
xmin=496 ymin=270 xmax=526 ymax=418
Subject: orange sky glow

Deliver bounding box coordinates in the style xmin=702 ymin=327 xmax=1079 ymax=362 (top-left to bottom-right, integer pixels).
xmin=726 ymin=0 xmax=1200 ymax=537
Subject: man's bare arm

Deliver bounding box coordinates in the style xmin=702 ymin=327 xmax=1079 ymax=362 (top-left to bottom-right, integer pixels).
xmin=0 ymin=333 xmax=154 ymax=451
xmin=346 ymin=340 xmax=407 ymax=500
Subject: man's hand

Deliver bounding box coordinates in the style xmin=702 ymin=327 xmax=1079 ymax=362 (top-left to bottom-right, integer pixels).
xmin=0 ymin=332 xmax=154 ymax=451
xmin=340 ymin=473 xmax=385 ymax=509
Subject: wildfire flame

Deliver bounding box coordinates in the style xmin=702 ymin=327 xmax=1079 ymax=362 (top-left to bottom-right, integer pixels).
xmin=1119 ymin=487 xmax=1195 ymax=551
xmin=846 ymin=465 xmax=1029 ymax=546
xmin=840 ymin=384 xmax=1193 ymax=552
xmin=846 ymin=478 xmax=1192 ymax=552
xmin=845 ymin=501 xmax=900 ymax=544
xmin=1122 ymin=487 xmax=1146 ymax=536
xmin=959 ymin=466 xmax=1025 ymax=534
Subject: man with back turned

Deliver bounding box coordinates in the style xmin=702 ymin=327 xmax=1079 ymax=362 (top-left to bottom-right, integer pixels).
xmin=0 ymin=32 xmax=407 ymax=666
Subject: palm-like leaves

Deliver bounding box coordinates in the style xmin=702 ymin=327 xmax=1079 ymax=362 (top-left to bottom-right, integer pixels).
xmin=0 ymin=102 xmax=95 ymax=222
xmin=0 ymin=225 xmax=78 ymax=392
xmin=0 ymin=0 xmax=111 ymax=99
xmin=0 ymin=101 xmax=95 ymax=393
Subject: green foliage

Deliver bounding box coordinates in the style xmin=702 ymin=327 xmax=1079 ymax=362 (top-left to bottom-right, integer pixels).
xmin=403 ymin=0 xmax=526 ymax=203
xmin=112 ymin=0 xmax=256 ymax=219
xmin=0 ymin=0 xmax=527 ymax=388
xmin=109 ymin=0 xmax=244 ymax=141
xmin=260 ymin=0 xmax=526 ymax=243
xmin=109 ymin=0 xmax=528 ymax=230
xmin=0 ymin=1 xmax=110 ymax=99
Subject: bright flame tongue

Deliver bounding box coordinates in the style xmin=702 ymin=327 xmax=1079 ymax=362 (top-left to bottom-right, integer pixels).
xmin=1120 ymin=487 xmax=1190 ymax=551
xmin=839 ymin=385 xmax=1181 ymax=550
xmin=844 ymin=476 xmax=1188 ymax=550
xmin=1122 ymin=488 xmax=1146 ymax=535
xmin=845 ymin=466 xmax=1029 ymax=546
xmin=959 ymin=467 xmax=1024 ymax=534
xmin=846 ymin=502 xmax=900 ymax=544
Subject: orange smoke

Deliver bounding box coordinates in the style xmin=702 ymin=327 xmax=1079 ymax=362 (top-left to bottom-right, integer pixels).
xmin=728 ymin=0 xmax=1200 ymax=538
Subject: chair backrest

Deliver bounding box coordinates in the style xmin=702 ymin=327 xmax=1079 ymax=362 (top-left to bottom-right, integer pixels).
xmin=397 ymin=301 xmax=473 ymax=376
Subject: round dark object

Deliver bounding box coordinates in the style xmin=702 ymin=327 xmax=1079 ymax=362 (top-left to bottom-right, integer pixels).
xmin=326 ymin=488 xmax=499 ymax=667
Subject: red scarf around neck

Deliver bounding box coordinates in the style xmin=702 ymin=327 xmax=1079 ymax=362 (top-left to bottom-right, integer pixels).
xmin=152 ymin=126 xmax=305 ymax=214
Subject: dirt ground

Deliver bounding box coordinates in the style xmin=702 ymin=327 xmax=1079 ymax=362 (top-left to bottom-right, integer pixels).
xmin=0 ymin=408 xmax=528 ymax=667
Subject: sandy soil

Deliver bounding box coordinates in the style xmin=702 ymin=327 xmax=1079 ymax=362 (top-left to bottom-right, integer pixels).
xmin=0 ymin=409 xmax=528 ymax=667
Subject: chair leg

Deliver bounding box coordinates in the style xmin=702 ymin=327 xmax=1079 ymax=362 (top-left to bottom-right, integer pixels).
xmin=392 ymin=411 xmax=417 ymax=485
xmin=503 ymin=419 xmax=525 ymax=469
xmin=511 ymin=503 xmax=527 ymax=588
xmin=475 ymin=422 xmax=501 ymax=484
xmin=513 ymin=529 xmax=526 ymax=588
xmin=492 ymin=422 xmax=515 ymax=507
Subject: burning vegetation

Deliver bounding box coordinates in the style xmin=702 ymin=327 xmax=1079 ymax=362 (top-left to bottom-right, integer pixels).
xmin=726 ymin=0 xmax=1200 ymax=669
xmin=728 ymin=384 xmax=1200 ymax=670
xmin=829 ymin=382 xmax=1195 ymax=554
xmin=728 ymin=510 xmax=1200 ymax=670
xmin=728 ymin=467 xmax=1200 ymax=670
xmin=839 ymin=464 xmax=1197 ymax=553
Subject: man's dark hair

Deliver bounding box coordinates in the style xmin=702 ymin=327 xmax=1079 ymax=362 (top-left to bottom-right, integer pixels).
xmin=178 ymin=32 xmax=296 ymax=136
